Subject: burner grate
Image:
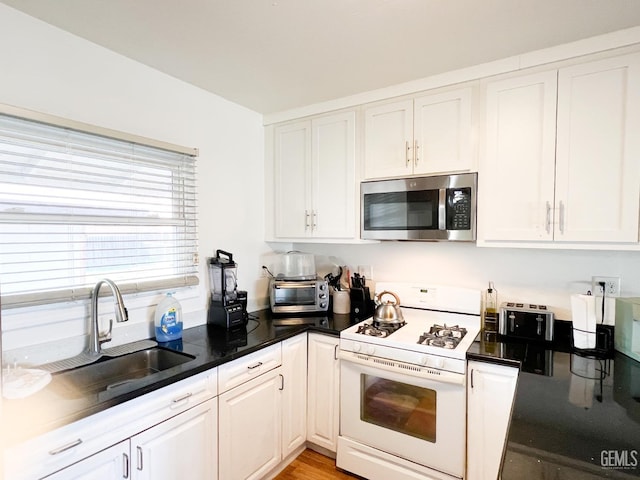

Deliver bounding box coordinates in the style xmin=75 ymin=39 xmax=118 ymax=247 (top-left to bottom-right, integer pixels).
xmin=355 ymin=321 xmax=405 ymax=338
xmin=418 ymin=324 xmax=468 ymax=349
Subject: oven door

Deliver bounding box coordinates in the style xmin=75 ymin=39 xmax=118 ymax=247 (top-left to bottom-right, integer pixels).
xmin=340 ymin=357 xmax=466 ymax=478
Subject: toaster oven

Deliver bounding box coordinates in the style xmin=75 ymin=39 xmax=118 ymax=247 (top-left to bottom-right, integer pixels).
xmin=499 ymin=302 xmax=554 ymax=341
xmin=269 ymin=278 xmax=329 ymax=314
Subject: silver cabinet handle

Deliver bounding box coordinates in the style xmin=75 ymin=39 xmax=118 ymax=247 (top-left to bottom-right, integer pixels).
xmin=279 ymin=374 xmax=285 ymax=391
xmin=248 ymin=361 xmax=263 ymax=370
xmin=123 ymin=453 xmax=130 ymax=479
xmin=545 ymin=201 xmax=551 ymax=234
xmin=414 ymin=140 xmax=419 ymax=165
xmin=470 ymin=369 xmax=474 ymax=389
xmin=49 ymin=438 xmax=82 ymax=455
xmin=334 ymin=344 xmax=339 ymax=361
xmin=405 ymin=140 xmax=411 ymax=166
xmin=172 ymin=392 xmax=192 ymax=404
xmin=136 ymin=446 xmax=143 ymax=471
xmin=312 ymin=210 xmax=317 ymax=230
xmin=304 ymin=210 xmax=310 ymax=230
xmin=559 ymin=201 xmax=565 ymax=234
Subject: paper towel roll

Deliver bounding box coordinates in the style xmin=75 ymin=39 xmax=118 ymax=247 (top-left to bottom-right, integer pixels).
xmin=571 ymin=294 xmax=597 ymax=349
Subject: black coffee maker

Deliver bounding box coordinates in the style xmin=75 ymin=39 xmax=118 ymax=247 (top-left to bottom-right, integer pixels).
xmin=207 ymin=250 xmax=247 ymax=329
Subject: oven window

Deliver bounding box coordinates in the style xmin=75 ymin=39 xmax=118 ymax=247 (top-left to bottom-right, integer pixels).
xmin=273 ymin=286 xmax=316 ymax=306
xmin=363 ymin=191 xmax=438 ymax=230
xmin=360 ymin=374 xmax=436 ymax=443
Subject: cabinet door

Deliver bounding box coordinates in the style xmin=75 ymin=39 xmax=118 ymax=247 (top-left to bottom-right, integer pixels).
xmin=364 ymin=99 xmax=413 ymax=179
xmin=281 ymin=334 xmax=308 ymax=457
xmin=131 ymin=399 xmax=217 ymax=480
xmin=274 ymin=121 xmax=312 ymax=238
xmin=413 ymin=87 xmax=475 ymax=175
xmin=307 ymin=333 xmax=340 ymax=453
xmin=311 ymin=111 xmax=356 ymax=238
xmin=555 ymin=53 xmax=640 ymax=242
xmin=479 ymin=70 xmax=558 ymax=242
xmin=466 ymin=361 xmax=519 ymax=480
xmin=219 ymin=367 xmax=282 ymax=480
xmin=44 ymin=440 xmax=129 ymax=480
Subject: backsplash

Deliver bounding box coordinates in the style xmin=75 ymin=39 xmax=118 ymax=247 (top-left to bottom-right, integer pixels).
xmin=297 ymin=241 xmax=640 ymax=323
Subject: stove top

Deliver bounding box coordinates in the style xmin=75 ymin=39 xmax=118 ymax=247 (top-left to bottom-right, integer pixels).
xmin=342 ymin=309 xmax=480 ymax=360
xmin=339 ymin=282 xmax=482 ymax=371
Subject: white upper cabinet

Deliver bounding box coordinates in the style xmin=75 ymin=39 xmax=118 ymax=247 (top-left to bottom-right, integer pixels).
xmin=555 ymin=54 xmax=640 ymax=243
xmin=272 ymin=110 xmax=356 ymax=240
xmin=363 ymin=99 xmax=413 ymax=179
xmin=364 ymin=86 xmax=476 ymax=179
xmin=479 ymin=70 xmax=558 ymax=241
xmin=479 ymin=52 xmax=640 ymax=246
xmin=274 ymin=121 xmax=312 ymax=238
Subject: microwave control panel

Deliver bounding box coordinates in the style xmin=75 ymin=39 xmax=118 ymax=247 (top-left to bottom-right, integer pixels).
xmin=446 ymin=187 xmax=472 ymax=230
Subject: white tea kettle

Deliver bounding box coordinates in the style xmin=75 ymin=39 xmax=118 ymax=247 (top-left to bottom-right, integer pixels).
xmin=373 ymin=291 xmax=404 ymax=326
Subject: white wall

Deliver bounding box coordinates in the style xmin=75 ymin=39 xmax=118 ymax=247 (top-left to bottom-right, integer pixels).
xmin=0 ymin=4 xmax=269 ymax=363
xmin=299 ymin=241 xmax=640 ymax=322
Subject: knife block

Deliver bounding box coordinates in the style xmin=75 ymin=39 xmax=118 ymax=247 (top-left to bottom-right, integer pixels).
xmin=350 ymin=287 xmax=374 ymax=320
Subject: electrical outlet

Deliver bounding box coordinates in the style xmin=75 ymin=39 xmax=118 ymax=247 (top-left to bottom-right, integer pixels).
xmin=591 ymin=276 xmax=621 ymax=297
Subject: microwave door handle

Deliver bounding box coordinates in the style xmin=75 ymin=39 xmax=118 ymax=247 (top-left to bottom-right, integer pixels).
xmin=438 ymin=189 xmax=446 ymax=230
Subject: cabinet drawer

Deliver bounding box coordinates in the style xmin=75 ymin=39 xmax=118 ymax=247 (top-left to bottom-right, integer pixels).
xmin=218 ymin=343 xmax=282 ymax=394
xmin=4 ymin=368 xmax=217 ymax=480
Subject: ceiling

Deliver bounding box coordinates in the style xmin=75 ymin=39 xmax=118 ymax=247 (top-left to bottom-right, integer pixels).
xmin=3 ymin=0 xmax=640 ymax=114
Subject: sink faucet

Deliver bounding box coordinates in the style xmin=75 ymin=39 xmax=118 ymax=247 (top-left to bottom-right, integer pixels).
xmin=88 ymin=278 xmax=129 ymax=356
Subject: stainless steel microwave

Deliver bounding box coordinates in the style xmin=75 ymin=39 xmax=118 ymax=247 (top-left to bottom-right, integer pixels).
xmin=361 ymin=172 xmax=477 ymax=241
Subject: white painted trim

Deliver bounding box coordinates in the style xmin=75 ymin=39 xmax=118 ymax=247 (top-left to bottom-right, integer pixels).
xmin=264 ymin=26 xmax=640 ymax=126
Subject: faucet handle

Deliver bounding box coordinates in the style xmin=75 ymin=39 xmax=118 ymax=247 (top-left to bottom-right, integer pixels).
xmin=99 ymin=319 xmax=113 ymax=345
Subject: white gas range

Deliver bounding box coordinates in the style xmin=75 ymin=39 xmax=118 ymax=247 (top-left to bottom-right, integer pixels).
xmin=337 ymin=282 xmax=481 ymax=480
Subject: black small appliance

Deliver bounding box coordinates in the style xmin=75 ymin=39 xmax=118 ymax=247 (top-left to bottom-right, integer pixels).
xmin=350 ymin=286 xmax=374 ymax=321
xmin=207 ymin=250 xmax=248 ymax=329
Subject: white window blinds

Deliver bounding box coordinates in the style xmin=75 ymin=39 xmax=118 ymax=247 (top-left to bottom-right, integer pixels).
xmin=0 ymin=112 xmax=198 ymax=308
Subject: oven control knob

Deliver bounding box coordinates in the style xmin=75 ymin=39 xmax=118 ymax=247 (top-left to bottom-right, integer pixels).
xmin=419 ymin=356 xmax=428 ymax=366
xmin=366 ymin=345 xmax=375 ymax=355
xmin=433 ymin=357 xmax=445 ymax=369
xmin=353 ymin=342 xmax=361 ymax=352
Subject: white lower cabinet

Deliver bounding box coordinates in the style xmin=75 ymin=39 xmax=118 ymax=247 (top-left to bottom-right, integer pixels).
xmin=130 ymin=398 xmax=216 ymax=480
xmin=4 ymin=369 xmax=218 ymax=480
xmin=218 ymin=367 xmax=283 ymax=480
xmin=306 ymin=333 xmax=340 ymax=453
xmin=44 ymin=440 xmax=130 ymax=480
xmin=281 ymin=334 xmax=308 ymax=458
xmin=466 ymin=360 xmax=519 ymax=480
xmin=217 ymin=333 xmax=307 ymax=480
xmin=44 ymin=399 xmax=217 ymax=480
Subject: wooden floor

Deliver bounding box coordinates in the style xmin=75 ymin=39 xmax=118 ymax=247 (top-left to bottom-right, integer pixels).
xmin=274 ymin=449 xmax=361 ymax=480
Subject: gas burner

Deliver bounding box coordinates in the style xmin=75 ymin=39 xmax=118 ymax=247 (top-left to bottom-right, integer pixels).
xmin=356 ymin=321 xmax=405 ymax=338
xmin=418 ymin=324 xmax=468 ymax=349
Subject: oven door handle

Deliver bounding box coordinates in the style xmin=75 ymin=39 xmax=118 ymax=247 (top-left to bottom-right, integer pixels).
xmin=338 ymin=350 xmax=465 ymax=386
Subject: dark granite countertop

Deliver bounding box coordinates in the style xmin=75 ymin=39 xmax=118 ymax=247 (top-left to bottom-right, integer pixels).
xmin=1 ymin=309 xmax=357 ymax=447
xmin=468 ymin=321 xmax=640 ymax=479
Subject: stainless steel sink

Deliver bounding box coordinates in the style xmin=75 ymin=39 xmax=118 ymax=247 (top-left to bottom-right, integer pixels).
xmin=50 ymin=347 xmax=195 ymax=398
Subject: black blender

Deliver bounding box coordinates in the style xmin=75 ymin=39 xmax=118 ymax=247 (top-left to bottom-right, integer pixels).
xmin=207 ymin=250 xmax=247 ymax=329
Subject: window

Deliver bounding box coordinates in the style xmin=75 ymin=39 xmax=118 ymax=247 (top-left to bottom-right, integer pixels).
xmin=0 ymin=110 xmax=198 ymax=308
